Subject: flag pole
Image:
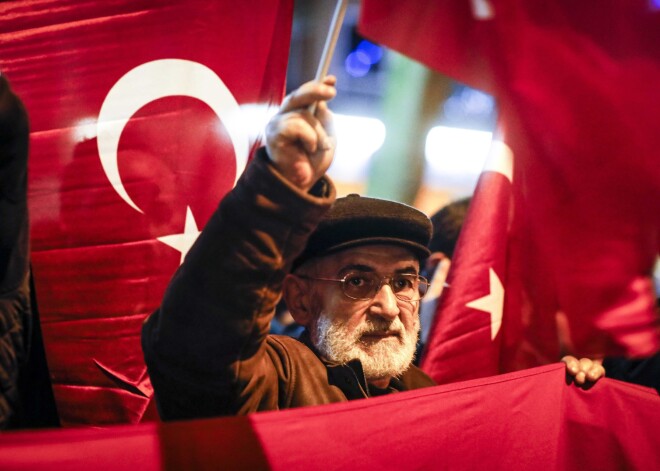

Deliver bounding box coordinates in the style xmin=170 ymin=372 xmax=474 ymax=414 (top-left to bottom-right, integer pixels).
xmin=309 ymin=0 xmax=348 ymax=114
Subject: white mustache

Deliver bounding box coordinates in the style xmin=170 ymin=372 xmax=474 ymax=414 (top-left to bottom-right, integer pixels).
xmin=356 ymin=319 xmax=404 ymax=337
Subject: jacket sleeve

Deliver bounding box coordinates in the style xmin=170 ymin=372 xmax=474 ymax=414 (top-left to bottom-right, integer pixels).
xmin=141 ymin=149 xmax=335 ymax=420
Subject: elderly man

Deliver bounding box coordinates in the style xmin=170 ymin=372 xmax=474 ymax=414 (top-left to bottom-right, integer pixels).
xmin=142 ymin=77 xmax=602 ymax=421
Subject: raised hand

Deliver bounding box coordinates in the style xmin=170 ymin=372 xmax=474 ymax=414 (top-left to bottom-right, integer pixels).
xmin=265 ymin=76 xmax=337 ymax=192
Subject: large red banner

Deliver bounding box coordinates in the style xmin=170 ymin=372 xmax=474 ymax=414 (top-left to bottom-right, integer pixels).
xmin=360 ymin=0 xmax=660 ymax=381
xmin=0 ymin=365 xmax=658 ymax=470
xmin=0 ymin=0 xmax=293 ymax=425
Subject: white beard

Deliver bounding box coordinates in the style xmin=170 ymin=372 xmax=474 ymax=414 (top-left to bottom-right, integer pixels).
xmin=312 ymin=311 xmax=420 ymax=381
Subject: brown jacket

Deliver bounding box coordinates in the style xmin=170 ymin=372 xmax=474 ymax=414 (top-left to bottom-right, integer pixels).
xmin=142 ymin=151 xmax=435 ymax=421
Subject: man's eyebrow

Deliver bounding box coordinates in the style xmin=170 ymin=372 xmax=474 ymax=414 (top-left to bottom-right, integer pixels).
xmin=339 ymin=264 xmax=375 ymax=273
xmin=338 ymin=264 xmax=419 ymax=274
xmin=394 ymin=265 xmax=419 ymax=275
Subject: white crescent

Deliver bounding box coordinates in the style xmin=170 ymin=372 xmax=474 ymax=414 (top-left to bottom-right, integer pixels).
xmin=97 ymin=59 xmax=248 ymax=213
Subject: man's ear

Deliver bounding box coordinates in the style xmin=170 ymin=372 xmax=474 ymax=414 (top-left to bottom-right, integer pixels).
xmin=282 ymin=274 xmax=313 ymax=327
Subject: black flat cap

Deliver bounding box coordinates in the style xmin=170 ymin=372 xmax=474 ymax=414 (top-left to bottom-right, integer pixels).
xmin=293 ymin=194 xmax=432 ymax=270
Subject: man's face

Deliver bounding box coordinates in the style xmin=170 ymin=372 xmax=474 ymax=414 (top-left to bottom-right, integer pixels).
xmin=300 ymin=245 xmax=421 ymax=383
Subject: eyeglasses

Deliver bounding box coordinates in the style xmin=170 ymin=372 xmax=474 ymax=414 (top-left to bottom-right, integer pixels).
xmin=297 ymin=271 xmax=430 ymax=302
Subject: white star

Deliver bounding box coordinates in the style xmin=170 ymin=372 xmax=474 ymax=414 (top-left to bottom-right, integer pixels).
xmin=466 ymin=268 xmax=504 ymax=340
xmin=157 ymin=206 xmax=201 ymax=265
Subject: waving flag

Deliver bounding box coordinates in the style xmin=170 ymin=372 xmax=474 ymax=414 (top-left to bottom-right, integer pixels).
xmin=0 ymin=0 xmax=293 ymax=425
xmin=360 ymin=0 xmax=660 ymax=382
xmin=421 ymin=137 xmax=517 ymax=382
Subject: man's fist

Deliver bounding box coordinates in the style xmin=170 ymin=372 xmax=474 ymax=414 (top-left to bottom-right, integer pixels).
xmin=266 ymin=76 xmax=337 ymax=191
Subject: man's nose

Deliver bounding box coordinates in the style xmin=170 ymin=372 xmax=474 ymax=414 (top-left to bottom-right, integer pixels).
xmin=369 ymin=283 xmax=400 ymax=320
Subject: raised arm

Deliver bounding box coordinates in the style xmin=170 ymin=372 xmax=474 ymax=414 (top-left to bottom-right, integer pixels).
xmin=142 ymin=78 xmax=337 ymax=420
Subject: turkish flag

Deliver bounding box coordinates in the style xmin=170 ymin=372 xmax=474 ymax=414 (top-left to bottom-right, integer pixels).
xmin=0 ymin=0 xmax=293 ymax=425
xmin=421 ymin=137 xmax=517 ymax=382
xmin=360 ymin=0 xmax=660 ymax=382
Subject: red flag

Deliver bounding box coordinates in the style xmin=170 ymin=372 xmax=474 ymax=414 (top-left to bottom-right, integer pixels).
xmin=421 ymin=137 xmax=517 ymax=382
xmin=360 ymin=0 xmax=660 ymax=381
xmin=0 ymin=0 xmax=293 ymax=425
xmin=1 ymin=365 xmax=659 ymax=470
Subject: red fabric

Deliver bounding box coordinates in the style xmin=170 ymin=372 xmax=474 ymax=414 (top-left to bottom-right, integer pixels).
xmin=0 ymin=365 xmax=658 ymax=470
xmin=421 ymin=141 xmax=515 ymax=382
xmin=358 ymin=0 xmax=492 ymax=93
xmin=0 ymin=0 xmax=293 ymax=425
xmin=360 ymin=0 xmax=660 ymax=380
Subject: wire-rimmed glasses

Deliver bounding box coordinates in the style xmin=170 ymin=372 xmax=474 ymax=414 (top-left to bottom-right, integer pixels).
xmin=297 ymin=271 xmax=430 ymax=302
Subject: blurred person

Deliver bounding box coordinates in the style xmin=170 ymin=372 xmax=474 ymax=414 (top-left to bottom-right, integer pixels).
xmin=0 ymin=74 xmax=58 ymax=429
xmin=418 ymin=197 xmax=471 ymax=353
xmin=599 ymin=258 xmax=660 ymax=392
xmin=0 ymin=74 xmax=31 ymax=428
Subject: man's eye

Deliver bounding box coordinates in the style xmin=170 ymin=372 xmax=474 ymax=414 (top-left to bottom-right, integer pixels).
xmin=393 ymin=276 xmax=414 ymax=290
xmin=346 ymin=275 xmax=367 ymax=287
